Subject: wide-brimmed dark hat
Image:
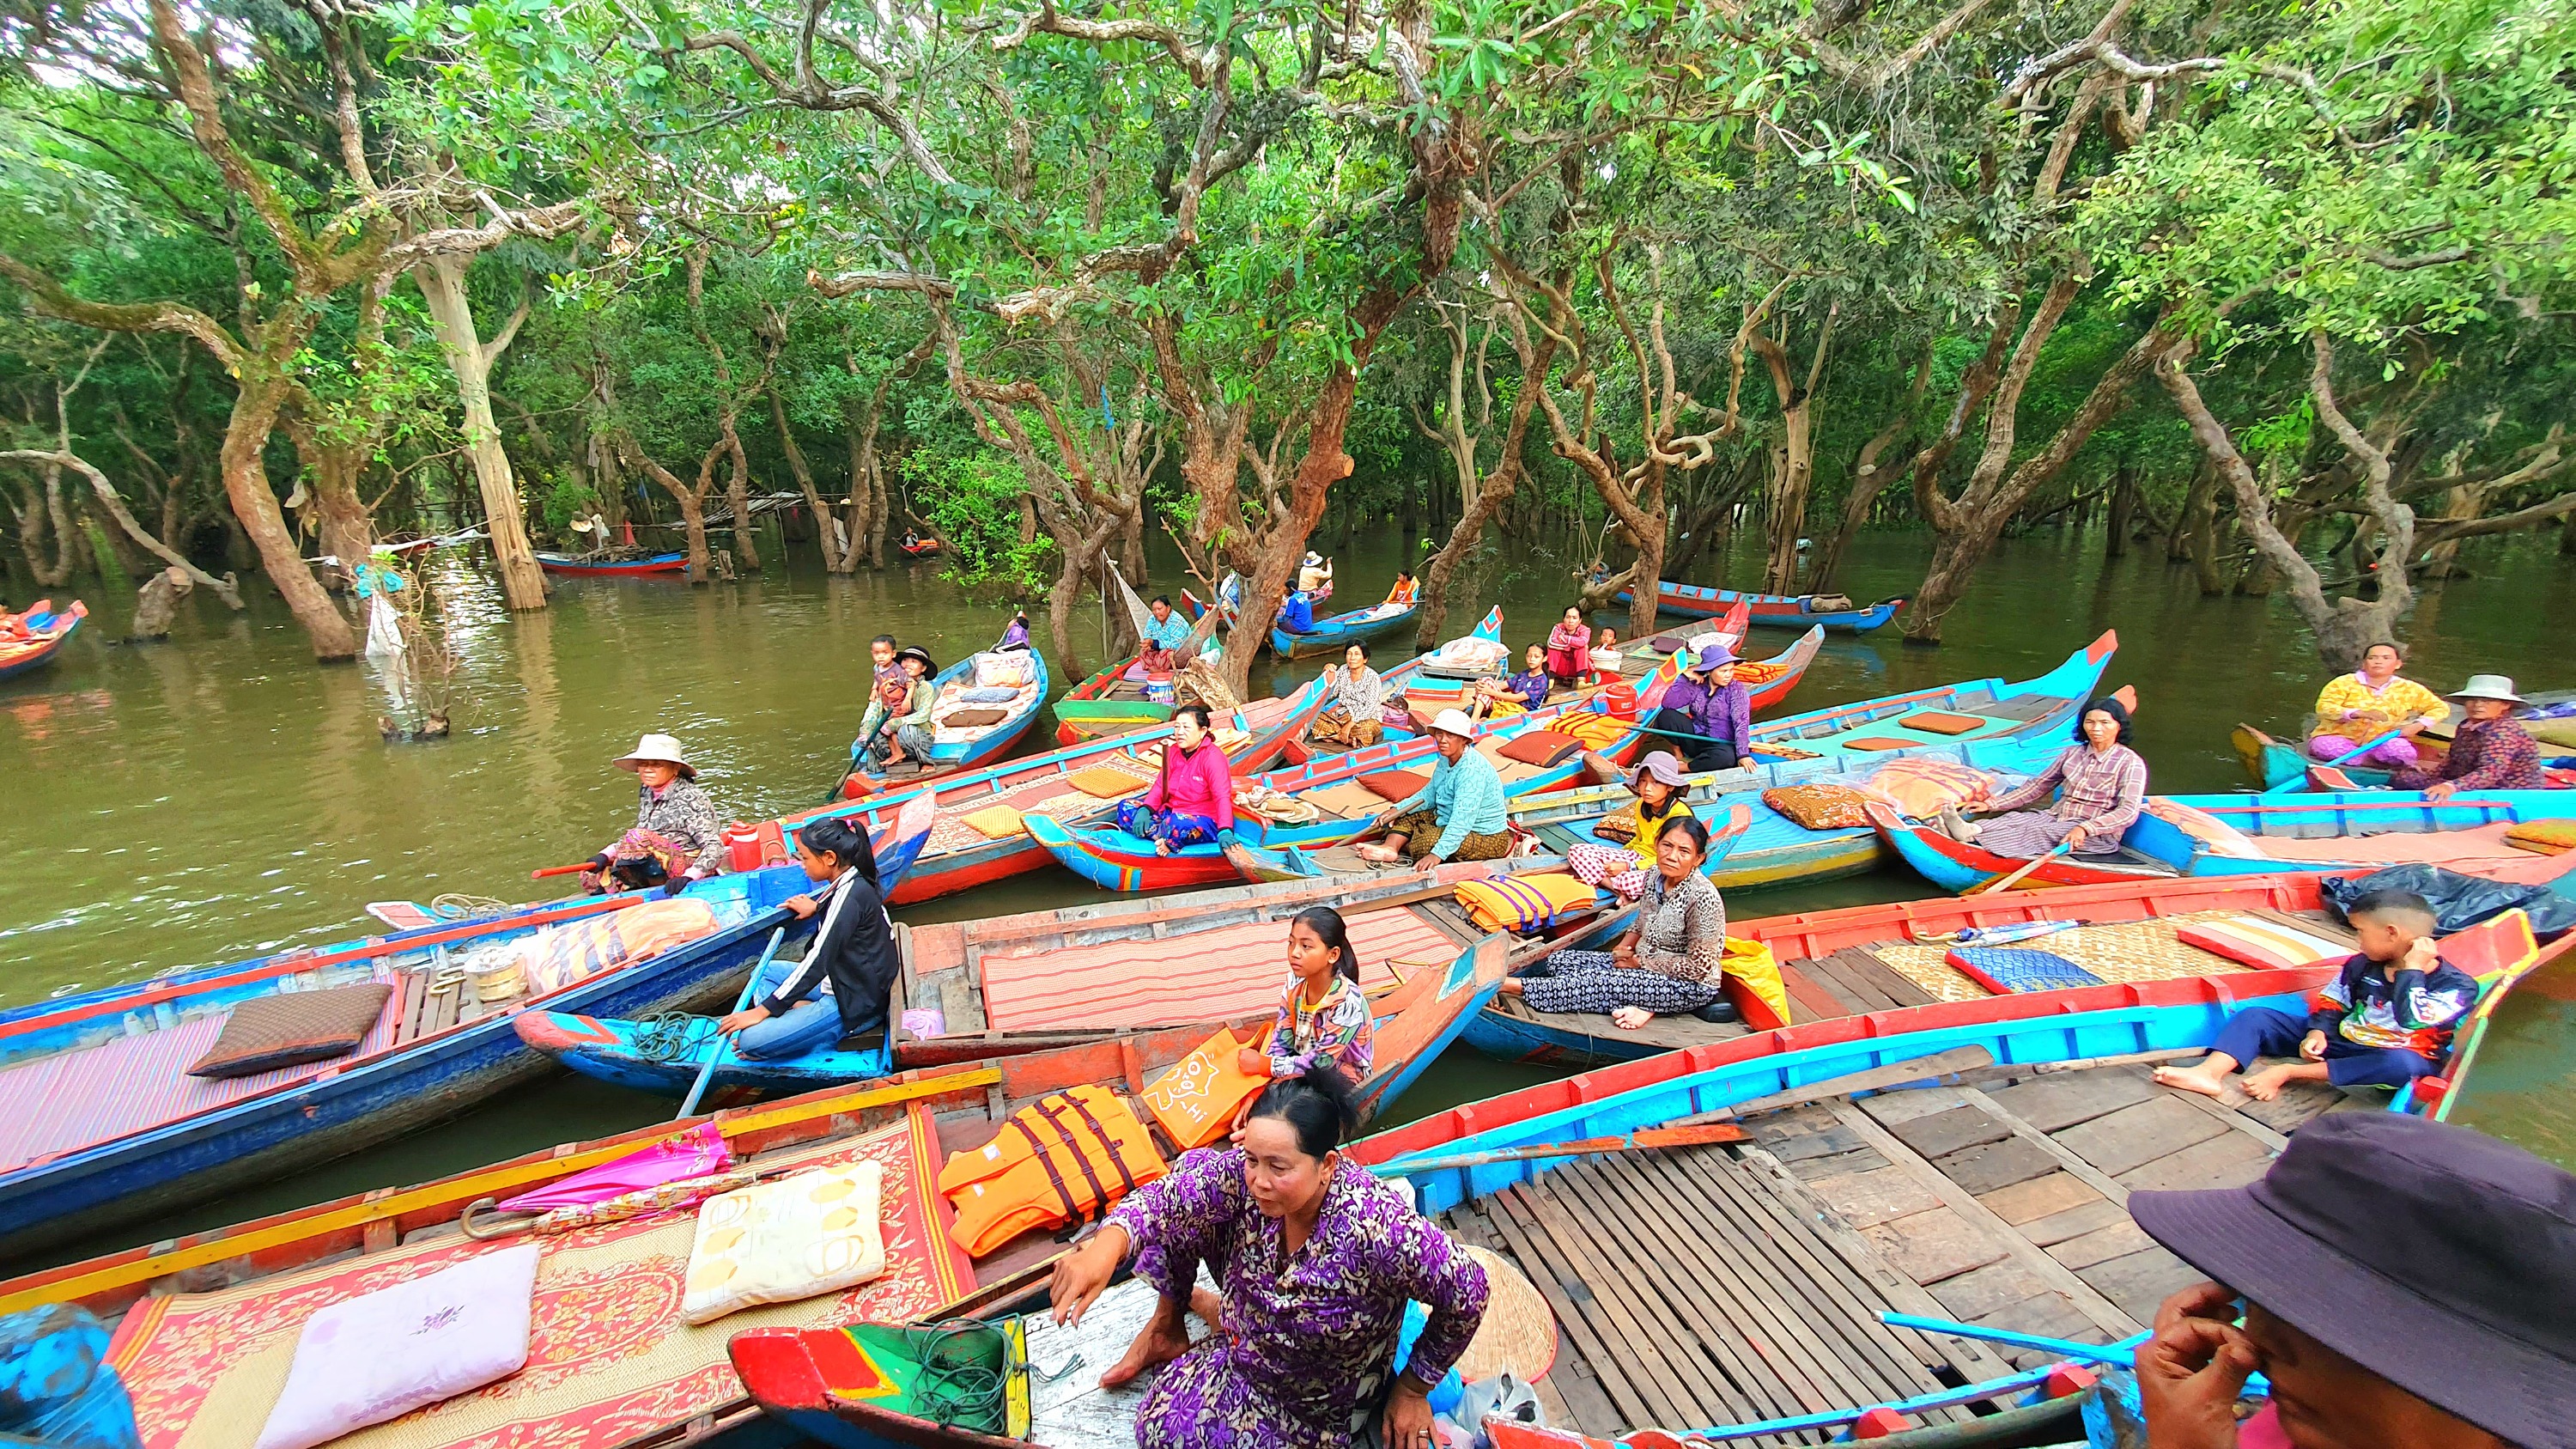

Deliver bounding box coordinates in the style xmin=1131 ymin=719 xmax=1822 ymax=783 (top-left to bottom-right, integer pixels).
xmin=2128 ymin=1111 xmax=2574 ymax=1447
xmin=894 ymin=646 xmax=938 ymax=673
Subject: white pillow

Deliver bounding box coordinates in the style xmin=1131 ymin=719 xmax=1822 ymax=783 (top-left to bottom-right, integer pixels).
xmin=681 ymin=1161 xmax=886 ymax=1324
xmin=973 ymin=651 xmax=1036 ymax=689
xmin=254 ymin=1244 xmax=542 ymax=1449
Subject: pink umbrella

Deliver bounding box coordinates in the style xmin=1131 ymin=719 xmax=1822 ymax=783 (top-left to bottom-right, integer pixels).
xmin=495 ymin=1122 xmax=734 ymax=1214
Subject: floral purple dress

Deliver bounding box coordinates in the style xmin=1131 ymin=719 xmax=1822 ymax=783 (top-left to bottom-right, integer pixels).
xmin=1103 ymin=1148 xmax=1490 ymax=1449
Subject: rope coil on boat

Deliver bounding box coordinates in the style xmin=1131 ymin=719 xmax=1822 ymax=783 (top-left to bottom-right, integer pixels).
xmin=430 ymin=892 xmax=512 ymax=920
xmin=914 ymin=1319 xmax=1015 ymax=1429
xmin=632 ymin=1009 xmax=722 ymax=1063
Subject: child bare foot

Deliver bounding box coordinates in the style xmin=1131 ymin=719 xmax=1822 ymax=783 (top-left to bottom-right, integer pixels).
xmin=1153 ymin=838 xmax=1175 ymax=856
xmin=2241 ymin=1065 xmax=2299 ymax=1101
xmin=2154 ymin=1057 xmax=2238 ymax=1099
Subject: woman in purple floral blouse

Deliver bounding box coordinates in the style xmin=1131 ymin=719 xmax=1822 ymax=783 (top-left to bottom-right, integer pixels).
xmin=1048 ymin=1065 xmax=1489 ymax=1449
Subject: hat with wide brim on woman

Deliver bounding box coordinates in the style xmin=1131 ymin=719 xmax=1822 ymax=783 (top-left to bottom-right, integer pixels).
xmin=1430 ymin=709 xmax=1478 ymax=740
xmin=612 ymin=734 xmax=696 ymax=780
xmin=895 ymin=646 xmax=939 ymax=673
xmin=1631 ymin=751 xmax=1690 ymax=790
xmin=2449 ymin=673 xmax=2526 ymax=704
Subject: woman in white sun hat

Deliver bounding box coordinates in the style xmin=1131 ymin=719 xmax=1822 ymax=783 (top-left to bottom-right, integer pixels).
xmin=1357 ymin=709 xmax=1513 ymax=870
xmin=2390 ymin=675 xmax=2546 ymax=798
xmin=581 ymin=734 xmax=729 ymax=896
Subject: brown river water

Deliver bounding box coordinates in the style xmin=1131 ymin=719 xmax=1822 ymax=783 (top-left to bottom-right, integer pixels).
xmin=4 ymin=524 xmax=2568 ymax=1266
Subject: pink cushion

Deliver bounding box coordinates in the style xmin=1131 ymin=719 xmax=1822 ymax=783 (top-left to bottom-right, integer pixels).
xmin=254 ymin=1244 xmax=542 ymax=1449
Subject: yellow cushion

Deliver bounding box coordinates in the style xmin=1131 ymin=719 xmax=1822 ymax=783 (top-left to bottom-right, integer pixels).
xmin=963 ymin=805 xmax=1027 ymax=839
xmin=1455 ymin=872 xmax=1600 ymax=933
xmin=1066 ymin=765 xmax=1147 ymax=799
xmin=2505 ymin=819 xmax=2576 ymax=854
xmin=681 ymin=1161 xmax=885 ymax=1324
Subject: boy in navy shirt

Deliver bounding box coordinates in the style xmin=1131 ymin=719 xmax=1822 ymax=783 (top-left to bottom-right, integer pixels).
xmin=2155 ymin=889 xmax=2479 ymax=1101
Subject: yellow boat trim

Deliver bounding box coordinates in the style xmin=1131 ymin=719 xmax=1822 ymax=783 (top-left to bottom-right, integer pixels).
xmin=1 ymin=1066 xmax=1003 ymax=1315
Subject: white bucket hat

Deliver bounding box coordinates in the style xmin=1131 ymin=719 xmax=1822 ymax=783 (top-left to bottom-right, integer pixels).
xmin=613 ymin=733 xmax=697 ymax=779
xmin=1430 ymin=709 xmax=1477 ymax=740
xmin=2449 ymin=674 xmax=2526 ymax=705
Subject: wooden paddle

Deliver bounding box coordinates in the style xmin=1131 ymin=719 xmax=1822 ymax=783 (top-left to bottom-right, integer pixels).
xmin=679 ymin=926 xmax=786 ymax=1120
xmin=1391 ymin=1121 xmax=1750 ymax=1174
xmin=1971 ymin=838 xmax=2075 ymax=895
xmin=2263 ymin=726 xmax=2403 ymax=795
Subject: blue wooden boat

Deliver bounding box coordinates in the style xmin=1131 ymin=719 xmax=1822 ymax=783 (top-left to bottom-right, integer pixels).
xmin=835 ymin=626 xmax=1051 ymax=800
xmin=1868 ymin=788 xmax=2576 ymax=894
xmin=519 ymin=863 xmax=1546 ymax=1101
xmin=1270 ymin=596 xmax=1423 ymax=660
xmin=1618 ymin=578 xmax=1905 ymax=632
xmin=0 ymin=798 xmax=933 ymax=1260
xmin=534 ymin=551 xmax=688 ymax=577
xmin=0 ymin=600 xmax=83 ymax=682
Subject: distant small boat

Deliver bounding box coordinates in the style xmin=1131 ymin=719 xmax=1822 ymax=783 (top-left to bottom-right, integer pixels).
xmin=1620 ymin=578 xmax=1905 ymax=632
xmin=1271 ymin=596 xmax=1423 ymax=659
xmin=536 ymin=551 xmax=688 ymax=577
xmin=0 ymin=598 xmax=83 ymax=681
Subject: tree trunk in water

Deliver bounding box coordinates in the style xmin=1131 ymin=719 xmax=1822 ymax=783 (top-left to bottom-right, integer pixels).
xmin=228 ymin=376 xmax=356 ymax=659
xmin=414 ymin=259 xmax=547 ymax=611
xmin=1415 ymin=477 xmax=1508 ymax=648
xmin=131 ymin=566 xmax=191 ymax=640
xmin=1762 ymin=405 xmax=1814 ymax=594
xmin=675 ymin=493 xmax=712 ymax=583
xmin=727 ymin=455 xmax=759 ymax=570
xmin=2184 ymin=482 xmax=2227 ymax=595
xmin=307 ymin=451 xmax=375 ymax=589
xmin=772 ymin=390 xmax=841 ymax=571
xmin=25 ymin=469 xmax=74 ymax=585
xmin=1045 ymin=555 xmax=1088 ymax=684
xmin=2104 ymin=461 xmax=2136 ymax=558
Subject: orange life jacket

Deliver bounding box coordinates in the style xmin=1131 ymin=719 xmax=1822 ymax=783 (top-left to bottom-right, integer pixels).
xmin=1139 ymin=1026 xmax=1273 ymax=1152
xmin=942 ymin=1086 xmax=1169 ymax=1257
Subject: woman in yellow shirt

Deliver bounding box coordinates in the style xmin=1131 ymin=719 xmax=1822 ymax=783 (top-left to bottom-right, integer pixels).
xmin=2310 ymin=642 xmax=2450 ymax=769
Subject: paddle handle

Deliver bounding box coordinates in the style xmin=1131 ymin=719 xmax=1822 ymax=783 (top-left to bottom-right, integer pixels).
xmin=1971 ymin=839 xmax=2074 ymax=896
xmin=2264 ymin=726 xmax=2403 ymax=795
xmin=679 ymin=926 xmax=786 ymax=1121
xmin=530 ymin=861 xmax=594 ymax=880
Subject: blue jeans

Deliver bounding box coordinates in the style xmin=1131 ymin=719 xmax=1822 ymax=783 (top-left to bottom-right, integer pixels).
xmin=2210 ymin=1006 xmax=2441 ymax=1088
xmin=733 ymin=956 xmax=848 ymax=1061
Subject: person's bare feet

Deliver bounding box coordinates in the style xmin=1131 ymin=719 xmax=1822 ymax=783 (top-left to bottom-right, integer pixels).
xmin=1354 ymin=843 xmax=1401 ymax=864
xmin=1188 ymin=1286 xmax=1224 ymax=1330
xmin=1153 ymin=839 xmax=1174 ymax=856
xmin=2154 ymin=1061 xmax=2233 ymax=1099
xmin=2241 ymin=1066 xmax=2296 ymax=1102
xmin=1611 ymin=1006 xmax=1652 ymax=1030
xmin=1099 ymin=1308 xmax=1194 ymax=1390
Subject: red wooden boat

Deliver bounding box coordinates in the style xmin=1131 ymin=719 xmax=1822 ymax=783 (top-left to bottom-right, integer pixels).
xmin=535 ymin=551 xmax=688 ymax=577
xmin=0 ymin=598 xmax=84 ymax=681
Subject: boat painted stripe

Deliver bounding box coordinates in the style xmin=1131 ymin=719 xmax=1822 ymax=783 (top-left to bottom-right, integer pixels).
xmin=0 ymin=1066 xmax=1003 ymax=1315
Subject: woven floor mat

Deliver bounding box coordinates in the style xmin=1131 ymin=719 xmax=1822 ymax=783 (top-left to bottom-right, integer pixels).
xmin=1872 ymin=911 xmax=2251 ymax=1004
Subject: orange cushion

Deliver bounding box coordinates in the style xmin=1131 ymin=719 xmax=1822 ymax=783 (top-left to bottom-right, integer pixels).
xmin=1497 ymin=731 xmax=1583 ymax=767
xmin=1359 ymin=770 xmax=1431 ymax=802
xmin=1140 ymin=1026 xmax=1273 ymax=1151
xmin=1901 ymin=711 xmax=1986 ymax=735
xmin=1065 ymin=765 xmax=1147 ymax=798
xmin=1841 ymin=736 xmax=1914 ymax=752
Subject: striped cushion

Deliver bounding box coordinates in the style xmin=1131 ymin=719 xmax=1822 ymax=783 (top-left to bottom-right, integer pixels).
xmin=1455 ymin=873 xmax=1600 ymax=933
xmin=2176 ymin=917 xmax=2350 ymax=972
xmin=188 ymin=983 xmax=395 ymax=1080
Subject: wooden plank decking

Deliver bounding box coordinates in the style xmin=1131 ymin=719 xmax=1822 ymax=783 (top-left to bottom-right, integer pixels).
xmin=1439 ymin=1056 xmax=2376 ymax=1441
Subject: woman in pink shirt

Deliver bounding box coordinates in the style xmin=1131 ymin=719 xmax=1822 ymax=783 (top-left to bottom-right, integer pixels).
xmin=1115 ymin=703 xmax=1240 ymax=855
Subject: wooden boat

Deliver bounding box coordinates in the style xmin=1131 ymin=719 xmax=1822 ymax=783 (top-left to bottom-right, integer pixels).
xmin=719 ymin=947 xmax=2417 ymax=1449
xmin=535 ymin=550 xmax=688 ymax=577
xmin=1619 ymin=577 xmax=1906 ymax=632
xmin=1 ymin=921 xmax=1517 ymax=1449
xmin=835 ymin=628 xmax=1052 ymax=801
xmin=1271 ymin=596 xmax=1424 ymax=660
xmin=737 ymin=685 xmax=1327 ymax=906
xmin=2237 ymin=718 xmax=2576 ymax=795
xmin=1461 ymin=867 xmax=2384 ymax=1069
xmin=1048 ymin=649 xmax=1174 ymax=746
xmin=1868 ymin=789 xmax=2576 ymax=894
xmin=1021 ymin=661 xmax=1688 ymax=893
xmin=518 ymin=859 xmax=1549 ymax=1100
xmin=0 ymin=798 xmax=935 ymax=1262
xmin=0 ymin=598 xmax=83 ymax=682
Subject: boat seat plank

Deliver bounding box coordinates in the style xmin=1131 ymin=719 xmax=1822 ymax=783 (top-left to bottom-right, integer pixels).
xmin=2044 ymin=1218 xmax=2159 ymax=1271
xmin=393 ymin=970 xmax=430 ymax=1046
xmin=1979 ymin=1068 xmax=2161 ymax=1135
xmin=1838 ymin=950 xmax=1939 ymax=1008
xmin=2015 ymin=1197 xmax=2132 ymax=1249
xmin=1846 ymin=1084 xmax=1969 ymax=1128
xmin=2048 ymin=1097 xmax=2231 ymax=1178
xmin=2075 ymin=1246 xmax=2207 ymax=1324
xmin=1972 ymin=1171 xmax=2103 ymax=1227
xmin=1795 ymin=951 xmax=1904 ymax=1015
xmin=1858 ymin=1207 xmax=2008 ymax=1284
xmin=1778 ymin=957 xmax=1872 ymax=1018
xmin=1926 ymin=1135 xmax=2062 ymax=1196
xmin=1978 ymin=694 xmax=2063 ymax=722
xmin=1880 ymin=1105 xmax=2014 ymax=1160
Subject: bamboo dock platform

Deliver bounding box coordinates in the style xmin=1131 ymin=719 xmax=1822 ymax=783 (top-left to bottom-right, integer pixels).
xmin=1437 ymin=1049 xmax=2372 ymax=1443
